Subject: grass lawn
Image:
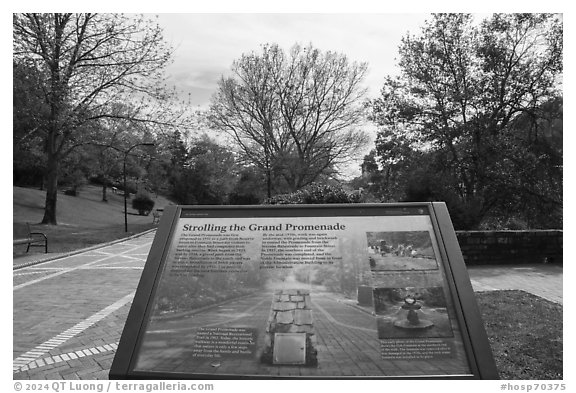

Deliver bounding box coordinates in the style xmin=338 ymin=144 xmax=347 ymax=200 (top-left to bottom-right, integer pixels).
xmin=476 ymin=290 xmax=563 ymax=380
xmin=13 ymin=185 xmax=173 ymax=256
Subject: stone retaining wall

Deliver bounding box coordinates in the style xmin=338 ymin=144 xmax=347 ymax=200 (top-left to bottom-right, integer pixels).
xmin=456 ymin=230 xmax=563 ymax=265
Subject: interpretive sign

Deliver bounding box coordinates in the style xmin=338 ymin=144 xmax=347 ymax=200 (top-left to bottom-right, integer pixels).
xmin=110 ymin=203 xmax=498 ymax=379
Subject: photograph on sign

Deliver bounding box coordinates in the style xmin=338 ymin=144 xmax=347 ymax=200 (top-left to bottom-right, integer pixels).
xmin=366 ymin=231 xmax=438 ymax=271
xmin=130 ymin=213 xmax=474 ymax=377
xmin=373 ymin=286 xmax=454 ymax=339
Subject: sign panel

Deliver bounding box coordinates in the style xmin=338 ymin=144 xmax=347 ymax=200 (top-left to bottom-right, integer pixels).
xmin=110 ymin=203 xmax=498 ymax=379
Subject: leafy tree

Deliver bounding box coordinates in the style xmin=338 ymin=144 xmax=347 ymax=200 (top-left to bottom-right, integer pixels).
xmin=369 ymin=13 xmax=562 ymax=229
xmin=13 ymin=13 xmax=183 ymax=224
xmin=480 ymin=97 xmax=563 ymax=228
xmin=89 ymin=145 xmax=123 ymax=202
xmin=162 ymin=129 xmax=188 ymax=192
xmin=168 ymin=135 xmax=238 ymax=205
xmin=62 ymin=113 xmax=159 ymax=202
xmin=143 ymin=154 xmax=171 ymax=198
xmin=13 ymin=62 xmax=49 ymax=187
xmin=228 ymin=166 xmax=267 ymax=205
xmin=59 ymin=148 xmax=91 ymax=194
xmin=210 ymin=43 xmax=370 ymax=197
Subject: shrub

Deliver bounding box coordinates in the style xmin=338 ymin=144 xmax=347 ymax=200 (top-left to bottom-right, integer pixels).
xmin=132 ymin=193 xmax=155 ymax=215
xmin=228 ymin=192 xmax=261 ymax=205
xmin=263 ymin=183 xmax=361 ymax=205
xmin=64 ymin=189 xmax=78 ymax=196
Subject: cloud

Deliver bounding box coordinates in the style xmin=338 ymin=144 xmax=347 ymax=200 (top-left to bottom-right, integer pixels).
xmin=157 ymin=13 xmax=431 ymax=106
xmin=166 ymin=69 xmax=225 ymax=107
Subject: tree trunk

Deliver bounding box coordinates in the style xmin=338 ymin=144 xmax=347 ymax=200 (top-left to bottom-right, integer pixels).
xmin=266 ymin=168 xmax=272 ymax=199
xmin=285 ymin=173 xmax=300 ymax=193
xmin=102 ymin=184 xmax=108 ymax=202
xmin=41 ymin=154 xmax=59 ymax=225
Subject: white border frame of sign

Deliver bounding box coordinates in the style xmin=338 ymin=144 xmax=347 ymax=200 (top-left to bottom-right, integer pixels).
xmin=109 ymin=202 xmax=499 ymax=380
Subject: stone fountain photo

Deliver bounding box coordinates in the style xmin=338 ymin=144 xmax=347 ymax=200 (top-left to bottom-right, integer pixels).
xmin=373 ymin=287 xmax=454 ymax=339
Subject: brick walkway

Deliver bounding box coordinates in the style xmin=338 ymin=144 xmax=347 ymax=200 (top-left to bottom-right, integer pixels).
xmin=13 ymin=231 xmax=563 ymax=380
xmin=13 ymin=233 xmax=153 ymax=380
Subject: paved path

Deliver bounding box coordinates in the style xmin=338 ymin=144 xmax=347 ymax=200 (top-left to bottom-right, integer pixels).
xmin=467 ymin=263 xmax=563 ymax=305
xmin=12 ymin=231 xmax=563 ymax=379
xmin=13 ymin=232 xmax=154 ymax=380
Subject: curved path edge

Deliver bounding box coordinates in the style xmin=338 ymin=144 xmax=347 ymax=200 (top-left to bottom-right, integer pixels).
xmin=13 ymin=228 xmax=157 ymax=271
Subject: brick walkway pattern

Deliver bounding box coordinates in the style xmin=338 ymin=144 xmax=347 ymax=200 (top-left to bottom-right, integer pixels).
xmin=13 ymin=233 xmax=153 ymax=380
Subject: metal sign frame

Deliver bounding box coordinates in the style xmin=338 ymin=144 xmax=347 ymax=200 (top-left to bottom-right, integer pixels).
xmin=110 ymin=202 xmax=498 ymax=379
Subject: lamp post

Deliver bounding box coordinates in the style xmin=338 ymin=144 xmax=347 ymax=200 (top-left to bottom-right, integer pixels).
xmin=123 ymin=142 xmax=155 ymax=232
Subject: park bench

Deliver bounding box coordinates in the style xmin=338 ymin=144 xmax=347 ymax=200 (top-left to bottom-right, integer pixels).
xmin=13 ymin=223 xmax=48 ymax=253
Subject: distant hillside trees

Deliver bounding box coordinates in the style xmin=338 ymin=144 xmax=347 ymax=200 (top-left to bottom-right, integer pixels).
xmin=160 ymin=132 xmax=262 ymax=205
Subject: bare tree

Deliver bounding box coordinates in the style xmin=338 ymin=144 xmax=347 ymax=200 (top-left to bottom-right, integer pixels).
xmin=210 ymin=43 xmax=370 ymax=196
xmin=13 ymin=13 xmax=182 ymax=224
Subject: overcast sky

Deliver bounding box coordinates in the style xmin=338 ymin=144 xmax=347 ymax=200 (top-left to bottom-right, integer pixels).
xmin=154 ymin=13 xmax=433 ymax=109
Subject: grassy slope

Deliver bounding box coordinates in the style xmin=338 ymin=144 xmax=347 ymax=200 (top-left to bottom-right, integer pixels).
xmin=14 ymin=185 xmax=172 ymax=227
xmin=13 ymin=185 xmax=173 ymax=255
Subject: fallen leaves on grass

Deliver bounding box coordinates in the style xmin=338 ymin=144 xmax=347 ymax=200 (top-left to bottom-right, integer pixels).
xmin=476 ymin=290 xmax=562 ymax=380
